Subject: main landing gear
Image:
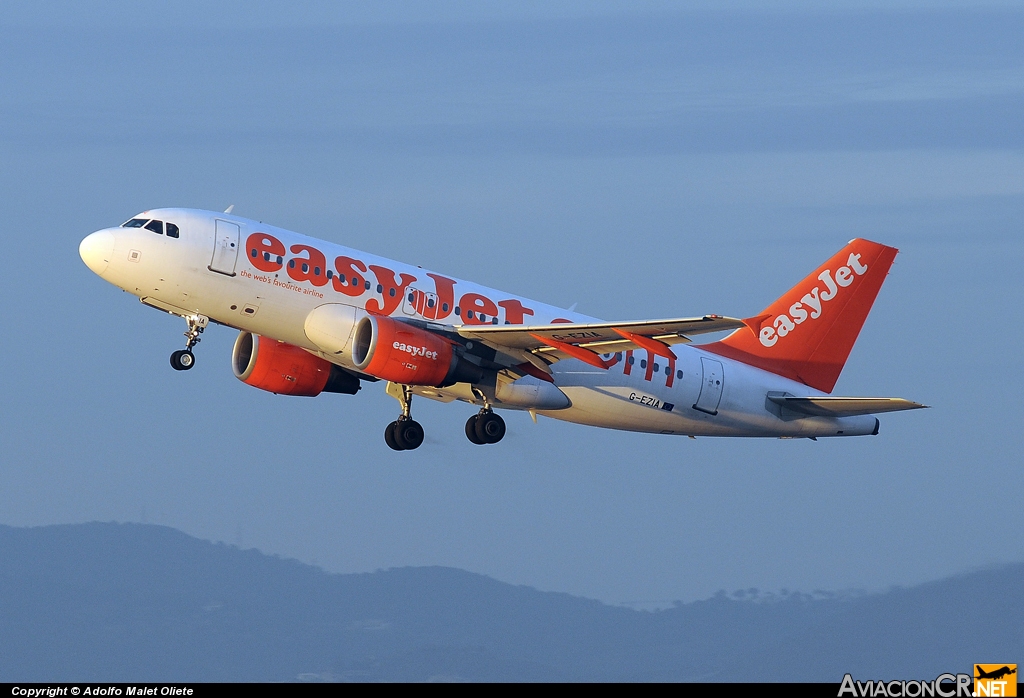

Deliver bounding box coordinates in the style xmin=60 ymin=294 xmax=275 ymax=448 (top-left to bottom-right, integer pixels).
xmin=170 ymin=314 xmax=208 ymax=371
xmin=382 ymin=382 xmax=506 ymax=450
xmin=465 ymin=410 xmax=506 ymax=445
xmin=385 ymin=384 xmax=425 ymax=451
xmin=465 ymin=391 xmax=506 ymax=447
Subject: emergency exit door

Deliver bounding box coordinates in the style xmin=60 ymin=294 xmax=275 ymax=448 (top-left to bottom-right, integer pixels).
xmin=693 ymin=357 xmax=724 ymax=415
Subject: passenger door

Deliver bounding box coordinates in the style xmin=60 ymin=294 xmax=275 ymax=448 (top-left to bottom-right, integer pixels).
xmin=209 ymin=219 xmax=240 ymax=276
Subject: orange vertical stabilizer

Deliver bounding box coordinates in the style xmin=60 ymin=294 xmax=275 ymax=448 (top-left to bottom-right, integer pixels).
xmin=703 ymin=239 xmax=898 ymax=393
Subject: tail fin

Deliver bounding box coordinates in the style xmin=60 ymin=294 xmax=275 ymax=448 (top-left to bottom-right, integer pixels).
xmin=704 ymin=239 xmax=898 ymax=393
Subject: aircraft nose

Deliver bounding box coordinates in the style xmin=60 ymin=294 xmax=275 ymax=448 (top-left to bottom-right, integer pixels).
xmin=79 ymin=230 xmax=115 ymax=275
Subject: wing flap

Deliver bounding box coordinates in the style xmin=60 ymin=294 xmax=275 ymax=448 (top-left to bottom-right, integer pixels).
xmin=768 ymin=394 xmax=928 ymax=418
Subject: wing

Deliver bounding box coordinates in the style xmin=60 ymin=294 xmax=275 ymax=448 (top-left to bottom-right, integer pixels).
xmin=767 ymin=395 xmax=928 ymax=418
xmin=456 ymin=316 xmax=745 ymax=372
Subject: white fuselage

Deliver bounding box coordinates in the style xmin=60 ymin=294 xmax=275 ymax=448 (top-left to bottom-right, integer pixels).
xmin=81 ymin=208 xmax=878 ymax=438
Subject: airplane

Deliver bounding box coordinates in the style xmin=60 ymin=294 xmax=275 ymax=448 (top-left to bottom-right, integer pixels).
xmin=976 ymin=666 xmax=1017 ymax=681
xmin=79 ymin=208 xmax=926 ymax=450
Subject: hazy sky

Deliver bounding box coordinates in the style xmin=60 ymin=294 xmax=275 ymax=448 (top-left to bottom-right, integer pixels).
xmin=1 ymin=1 xmax=1021 ymax=605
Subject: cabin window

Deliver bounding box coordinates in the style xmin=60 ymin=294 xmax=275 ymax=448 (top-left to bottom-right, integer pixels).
xmin=408 ymin=293 xmax=415 ymax=302
xmin=640 ymin=359 xmax=647 ymax=369
xmin=314 ymin=266 xmax=321 ymax=276
xmin=466 ymin=310 xmax=474 ymax=319
xmin=676 ymin=370 xmax=683 ymax=379
xmin=388 ymin=287 xmax=396 ymax=297
xmin=326 ymin=270 xmax=333 ymax=279
xmin=442 ymin=303 xmax=450 ymax=313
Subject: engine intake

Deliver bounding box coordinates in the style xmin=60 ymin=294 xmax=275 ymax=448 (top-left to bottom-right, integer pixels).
xmin=232 ymin=332 xmax=360 ymax=397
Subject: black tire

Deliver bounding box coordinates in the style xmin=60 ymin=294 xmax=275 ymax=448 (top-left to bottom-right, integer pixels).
xmin=384 ymin=421 xmax=404 ymax=451
xmin=465 ymin=415 xmax=485 ymax=445
xmin=475 ymin=412 xmax=506 ymax=444
xmin=170 ymin=350 xmax=194 ymax=371
xmin=395 ymin=419 xmax=424 ymax=450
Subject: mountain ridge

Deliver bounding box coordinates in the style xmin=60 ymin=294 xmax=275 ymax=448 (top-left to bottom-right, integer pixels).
xmin=1 ymin=522 xmax=1020 ymax=682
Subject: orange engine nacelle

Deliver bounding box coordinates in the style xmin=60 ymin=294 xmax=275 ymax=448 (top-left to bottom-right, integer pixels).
xmin=232 ymin=332 xmax=360 ymax=397
xmin=351 ymin=314 xmax=480 ymax=387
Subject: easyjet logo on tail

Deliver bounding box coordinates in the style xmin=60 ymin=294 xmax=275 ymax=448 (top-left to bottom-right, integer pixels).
xmin=759 ymin=252 xmax=869 ymax=347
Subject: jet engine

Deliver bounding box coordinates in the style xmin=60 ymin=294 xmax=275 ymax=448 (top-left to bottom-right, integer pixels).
xmin=303 ymin=303 xmax=484 ymax=386
xmin=232 ymin=332 xmax=360 ymax=397
xmin=352 ymin=314 xmax=483 ymax=387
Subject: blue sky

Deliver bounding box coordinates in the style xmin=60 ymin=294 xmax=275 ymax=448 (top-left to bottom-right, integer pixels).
xmin=0 ymin=1 xmax=1021 ymax=605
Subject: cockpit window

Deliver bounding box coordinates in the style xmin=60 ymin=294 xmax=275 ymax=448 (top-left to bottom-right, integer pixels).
xmin=123 ymin=218 xmax=148 ymax=228
xmin=166 ymin=222 xmax=179 ymax=238
xmin=144 ymin=220 xmax=164 ymax=235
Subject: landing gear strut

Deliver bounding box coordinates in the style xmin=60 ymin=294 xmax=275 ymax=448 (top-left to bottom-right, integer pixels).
xmin=170 ymin=314 xmax=208 ymax=371
xmin=385 ymin=383 xmax=425 ymax=451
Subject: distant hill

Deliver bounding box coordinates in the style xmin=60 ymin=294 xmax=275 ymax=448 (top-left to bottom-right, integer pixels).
xmin=1 ymin=523 xmax=1020 ymax=682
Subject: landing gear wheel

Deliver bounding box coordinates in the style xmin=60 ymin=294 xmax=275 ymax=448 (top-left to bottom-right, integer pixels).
xmin=385 ymin=421 xmax=404 ymax=451
xmin=465 ymin=415 xmax=485 ymax=445
xmin=474 ymin=412 xmax=506 ymax=444
xmin=394 ymin=419 xmax=424 ymax=450
xmin=170 ymin=349 xmax=195 ymax=371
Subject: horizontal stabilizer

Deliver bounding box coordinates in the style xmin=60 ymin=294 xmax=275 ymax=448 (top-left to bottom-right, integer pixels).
xmin=767 ymin=394 xmax=928 ymax=418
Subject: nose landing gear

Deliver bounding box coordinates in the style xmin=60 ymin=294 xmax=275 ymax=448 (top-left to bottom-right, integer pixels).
xmin=170 ymin=349 xmax=195 ymax=371
xmin=384 ymin=383 xmax=425 ymax=451
xmin=170 ymin=314 xmax=208 ymax=371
